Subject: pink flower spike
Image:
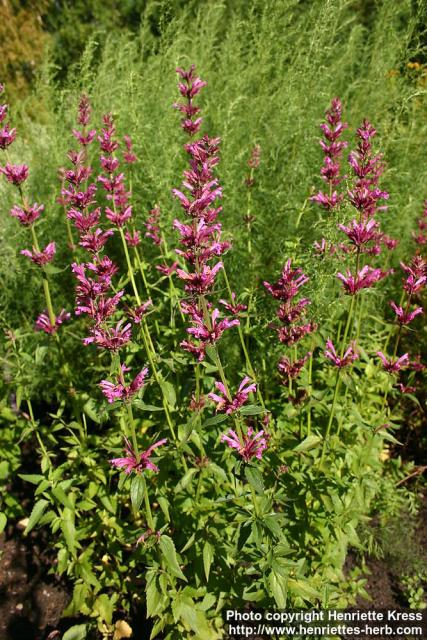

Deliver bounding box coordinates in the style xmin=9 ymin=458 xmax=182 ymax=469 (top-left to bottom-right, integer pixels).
xmin=337 ymin=265 xmax=387 ymax=295
xmin=127 ymin=300 xmax=153 ymax=323
xmin=219 ymin=292 xmax=247 ymax=315
xmin=324 ymin=338 xmax=358 ymax=368
xmin=21 ymin=242 xmax=56 ymax=266
xmin=0 ymin=124 xmax=17 ymax=149
xmin=110 ymin=436 xmax=167 ymax=474
xmin=84 ymin=319 xmax=132 ymax=351
xmin=377 ymin=351 xmax=410 ymax=374
xmin=390 ymin=301 xmax=423 ymax=325
xmin=221 ymin=426 xmax=268 ymax=462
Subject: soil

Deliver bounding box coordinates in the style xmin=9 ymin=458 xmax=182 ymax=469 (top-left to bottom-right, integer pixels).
xmin=0 ymin=534 xmax=70 ymax=640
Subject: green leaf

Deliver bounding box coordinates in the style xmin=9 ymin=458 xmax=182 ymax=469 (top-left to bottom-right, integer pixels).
xmin=130 ymin=475 xmax=145 ymax=512
xmin=0 ymin=512 xmax=7 ymax=533
xmin=174 ymin=468 xmax=197 ymax=493
xmin=287 ymin=577 xmax=320 ymax=601
xmin=93 ymin=593 xmax=115 ymax=624
xmin=62 ymin=624 xmax=87 ymax=640
xmin=61 ymin=508 xmax=80 ymax=556
xmin=240 ymin=404 xmax=264 ymax=416
xmin=159 ymin=535 xmax=187 ymax=581
xmin=269 ymin=571 xmax=287 ymax=608
xmin=245 ymin=466 xmax=264 ymax=494
xmin=52 ymin=485 xmax=74 ymax=509
xmin=202 ymin=413 xmax=228 ymax=427
xmin=133 ymin=401 xmax=163 ymax=412
xmin=24 ymin=498 xmax=49 ymax=534
xmin=160 ymin=380 xmax=176 ymax=409
xmin=19 ymin=473 xmax=45 ymax=485
xmin=44 ymin=263 xmax=65 ymax=275
xmin=203 ymin=541 xmax=214 ymax=582
xmin=157 ymin=496 xmax=170 ymax=522
xmin=293 ymin=435 xmax=321 ymax=452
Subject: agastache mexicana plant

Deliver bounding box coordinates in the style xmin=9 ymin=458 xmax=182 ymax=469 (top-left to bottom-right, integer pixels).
xmin=1 ymin=83 xmax=67 ymax=335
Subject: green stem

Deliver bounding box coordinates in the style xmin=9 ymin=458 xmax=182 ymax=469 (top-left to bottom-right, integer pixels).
xmin=30 ymin=225 xmax=56 ymax=327
xmin=140 ymin=474 xmax=155 ymax=530
xmin=320 ymin=370 xmax=341 ymax=464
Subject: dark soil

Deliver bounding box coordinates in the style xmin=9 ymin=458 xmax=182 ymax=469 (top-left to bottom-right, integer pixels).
xmin=0 ymin=533 xmax=70 ymax=640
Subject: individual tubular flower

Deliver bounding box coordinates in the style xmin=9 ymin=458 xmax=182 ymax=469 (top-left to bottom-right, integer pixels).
xmin=401 ymin=257 xmax=427 ymax=295
xmin=324 ymin=339 xmax=359 ymax=368
xmin=221 ymin=427 xmax=268 ymax=462
xmin=156 ymin=262 xmax=178 ymax=277
xmin=110 ymin=436 xmax=167 ymax=474
xmin=100 ymin=366 xmax=149 ymax=403
xmin=390 ymin=301 xmax=423 ymax=325
xmin=35 ymin=309 xmax=71 ymax=334
xmin=337 ymin=265 xmax=387 ymax=295
xmin=310 ymin=97 xmax=347 ymax=210
xmin=127 ymin=300 xmax=152 ymax=323
xmin=209 ymin=376 xmax=256 ymax=414
xmin=21 ymin=242 xmax=56 ymax=266
xmin=377 ymin=351 xmax=409 ymax=374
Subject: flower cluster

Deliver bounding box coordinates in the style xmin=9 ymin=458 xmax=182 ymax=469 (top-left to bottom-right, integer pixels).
xmin=172 ymin=67 xmax=238 ymax=361
xmin=110 ymin=436 xmax=167 ymax=474
xmin=245 ymin=144 xmax=261 ymax=188
xmin=324 ymin=339 xmax=359 ymax=368
xmin=100 ymin=365 xmax=149 ymax=403
xmin=311 ymin=97 xmax=348 ymax=210
xmin=264 ymin=259 xmax=315 ymax=384
xmin=221 ymin=427 xmax=269 ymax=462
xmin=209 ymin=377 xmax=256 ymax=414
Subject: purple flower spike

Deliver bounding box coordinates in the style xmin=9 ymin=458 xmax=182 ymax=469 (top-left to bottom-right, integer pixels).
xmin=221 ymin=427 xmax=269 ymax=462
xmin=209 ymin=376 xmax=256 ymax=414
xmin=110 ymin=436 xmax=167 ymax=474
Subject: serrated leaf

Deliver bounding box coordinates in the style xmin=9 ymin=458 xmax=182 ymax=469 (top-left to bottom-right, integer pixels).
xmin=0 ymin=513 xmax=7 ymax=533
xmin=159 ymin=535 xmax=187 ymax=581
xmin=203 ymin=541 xmax=214 ymax=582
xmin=24 ymin=498 xmax=49 ymax=534
xmin=294 ymin=435 xmax=321 ymax=452
xmin=130 ymin=475 xmax=145 ymax=512
xmin=62 ymin=624 xmax=87 ymax=640
xmin=240 ymin=404 xmax=264 ymax=416
xmin=245 ymin=466 xmax=264 ymax=494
